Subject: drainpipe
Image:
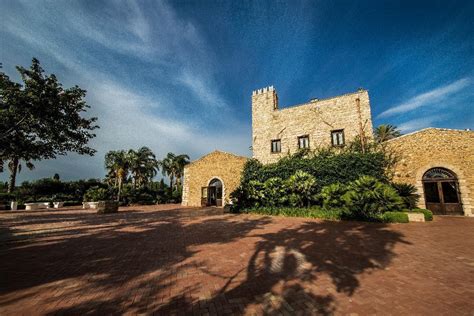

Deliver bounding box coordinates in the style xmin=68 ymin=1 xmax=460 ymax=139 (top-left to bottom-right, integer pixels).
xmin=355 ymin=97 xmax=366 ymax=153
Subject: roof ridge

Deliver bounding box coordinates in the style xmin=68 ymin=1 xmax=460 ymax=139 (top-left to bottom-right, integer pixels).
xmin=387 ymin=127 xmax=473 ymax=142
xmin=279 ymin=89 xmax=368 ymax=111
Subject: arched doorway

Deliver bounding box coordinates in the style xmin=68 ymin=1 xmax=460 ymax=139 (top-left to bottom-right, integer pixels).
xmin=422 ymin=167 xmax=463 ymax=215
xmin=201 ymin=178 xmax=223 ymax=207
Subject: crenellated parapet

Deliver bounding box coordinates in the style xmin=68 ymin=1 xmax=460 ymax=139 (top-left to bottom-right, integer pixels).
xmin=252 ymin=85 xmax=275 ymax=96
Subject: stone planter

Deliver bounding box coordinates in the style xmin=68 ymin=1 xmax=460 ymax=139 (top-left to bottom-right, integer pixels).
xmin=83 ymin=202 xmax=99 ymax=209
xmin=405 ymin=212 xmax=425 ymax=222
xmin=53 ymin=202 xmax=64 ymax=208
xmin=96 ymin=201 xmax=119 ymax=214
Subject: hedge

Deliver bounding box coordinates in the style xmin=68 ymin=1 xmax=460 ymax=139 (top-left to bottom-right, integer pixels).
xmin=240 ymin=206 xmax=342 ymax=220
xmin=380 ymin=212 xmax=409 ymax=223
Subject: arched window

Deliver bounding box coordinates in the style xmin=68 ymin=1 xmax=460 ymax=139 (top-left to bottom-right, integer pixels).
xmin=422 ymin=167 xmax=462 ymax=215
xmin=423 ymin=168 xmax=456 ymax=180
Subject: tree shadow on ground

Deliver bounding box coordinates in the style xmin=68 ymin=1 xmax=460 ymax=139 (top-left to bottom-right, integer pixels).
xmin=0 ymin=209 xmax=408 ymax=315
xmin=0 ymin=208 xmax=270 ymax=313
xmin=153 ymin=219 xmax=409 ymax=315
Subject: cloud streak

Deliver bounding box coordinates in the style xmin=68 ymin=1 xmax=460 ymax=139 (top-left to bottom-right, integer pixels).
xmin=397 ymin=115 xmax=449 ymax=133
xmin=0 ymin=0 xmax=250 ymax=182
xmin=378 ymin=78 xmax=471 ymax=118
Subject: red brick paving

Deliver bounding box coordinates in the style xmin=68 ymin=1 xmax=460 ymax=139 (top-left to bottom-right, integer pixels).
xmin=1 ymin=204 xmax=473 ymax=315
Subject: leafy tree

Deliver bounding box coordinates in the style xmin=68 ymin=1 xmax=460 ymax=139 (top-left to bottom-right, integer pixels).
xmin=52 ymin=173 xmax=60 ymax=181
xmin=374 ymin=124 xmax=401 ymax=143
xmin=128 ymin=147 xmax=160 ymax=188
xmin=83 ymin=186 xmax=112 ymax=202
xmin=105 ymin=150 xmax=129 ymax=201
xmin=0 ymin=58 xmax=98 ymax=192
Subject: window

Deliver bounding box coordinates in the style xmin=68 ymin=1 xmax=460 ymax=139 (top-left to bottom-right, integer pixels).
xmin=423 ymin=182 xmax=440 ymax=203
xmin=331 ymin=130 xmax=345 ymax=146
xmin=271 ymin=139 xmax=281 ymax=153
xmin=298 ymin=135 xmax=310 ymax=149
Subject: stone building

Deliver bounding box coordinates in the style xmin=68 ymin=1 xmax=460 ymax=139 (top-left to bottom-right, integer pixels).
xmin=182 ymin=87 xmax=372 ymax=207
xmin=182 ymin=86 xmax=473 ymax=217
xmin=252 ymin=86 xmax=373 ymax=164
xmin=181 ymin=151 xmax=248 ymax=207
xmin=387 ymin=128 xmax=474 ymax=216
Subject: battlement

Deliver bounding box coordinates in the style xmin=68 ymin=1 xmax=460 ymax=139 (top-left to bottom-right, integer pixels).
xmin=252 ymin=85 xmax=275 ymax=96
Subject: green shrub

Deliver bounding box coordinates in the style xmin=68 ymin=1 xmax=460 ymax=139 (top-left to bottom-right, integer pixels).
xmin=342 ymin=176 xmax=404 ymax=220
xmin=232 ymin=147 xmax=392 ymax=210
xmin=285 ymin=171 xmax=318 ymax=207
xmin=0 ymin=192 xmax=16 ymax=202
xmin=380 ymin=211 xmax=409 ymax=223
xmin=243 ymin=149 xmax=389 ymax=188
xmin=410 ymin=208 xmax=433 ymax=221
xmin=241 ymin=206 xmax=342 ymax=220
xmin=262 ymin=177 xmax=288 ymax=206
xmin=319 ymin=183 xmax=348 ymax=209
xmin=391 ymin=182 xmax=420 ymax=209
xmin=83 ymin=187 xmax=112 ymax=202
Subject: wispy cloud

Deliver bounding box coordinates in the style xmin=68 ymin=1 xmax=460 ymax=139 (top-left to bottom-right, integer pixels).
xmin=178 ymin=70 xmax=228 ymax=108
xmin=378 ymin=78 xmax=471 ymax=118
xmin=397 ymin=115 xmax=448 ymax=133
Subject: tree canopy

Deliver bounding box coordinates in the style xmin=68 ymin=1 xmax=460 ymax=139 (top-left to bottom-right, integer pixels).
xmin=0 ymin=58 xmax=98 ymax=192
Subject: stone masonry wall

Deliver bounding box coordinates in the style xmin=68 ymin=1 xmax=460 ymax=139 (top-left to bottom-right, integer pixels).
xmin=252 ymin=87 xmax=374 ymax=164
xmin=181 ymin=151 xmax=248 ymax=207
xmin=386 ymin=128 xmax=474 ymax=216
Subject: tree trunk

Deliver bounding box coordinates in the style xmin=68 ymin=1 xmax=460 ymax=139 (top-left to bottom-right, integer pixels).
xmin=117 ymin=177 xmax=122 ymax=202
xmin=8 ymin=158 xmax=19 ymax=193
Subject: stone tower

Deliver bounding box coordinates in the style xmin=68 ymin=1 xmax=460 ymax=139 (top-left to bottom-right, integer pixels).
xmin=251 ymin=86 xmax=279 ymax=158
xmin=251 ymin=86 xmax=374 ymax=164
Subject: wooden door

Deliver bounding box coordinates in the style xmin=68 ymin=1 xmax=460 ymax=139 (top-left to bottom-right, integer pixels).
xmin=423 ymin=168 xmax=463 ymax=215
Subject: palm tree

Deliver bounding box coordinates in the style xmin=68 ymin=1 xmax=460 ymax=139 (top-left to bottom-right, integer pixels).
xmin=128 ymin=147 xmax=160 ymax=188
xmin=105 ymin=150 xmax=129 ymax=201
xmin=160 ymin=152 xmax=176 ymax=193
xmin=174 ymin=154 xmax=190 ymax=188
xmin=160 ymin=153 xmax=190 ymax=192
xmin=374 ymin=124 xmax=401 ymax=143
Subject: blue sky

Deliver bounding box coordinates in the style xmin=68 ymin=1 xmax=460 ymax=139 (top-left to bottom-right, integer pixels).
xmin=1 ymin=0 xmax=473 ymax=182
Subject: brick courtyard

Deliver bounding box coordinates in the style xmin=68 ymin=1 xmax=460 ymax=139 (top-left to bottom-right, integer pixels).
xmin=1 ymin=205 xmax=473 ymax=315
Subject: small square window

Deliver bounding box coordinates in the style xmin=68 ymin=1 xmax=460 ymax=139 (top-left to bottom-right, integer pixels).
xmin=298 ymin=135 xmax=310 ymax=149
xmin=331 ymin=130 xmax=345 ymax=146
xmin=271 ymin=139 xmax=281 ymax=153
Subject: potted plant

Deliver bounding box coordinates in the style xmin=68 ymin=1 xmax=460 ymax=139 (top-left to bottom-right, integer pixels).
xmin=83 ymin=187 xmax=118 ymax=214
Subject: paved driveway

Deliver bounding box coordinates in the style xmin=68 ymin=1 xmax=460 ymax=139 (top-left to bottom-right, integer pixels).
xmin=1 ymin=205 xmax=473 ymax=315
